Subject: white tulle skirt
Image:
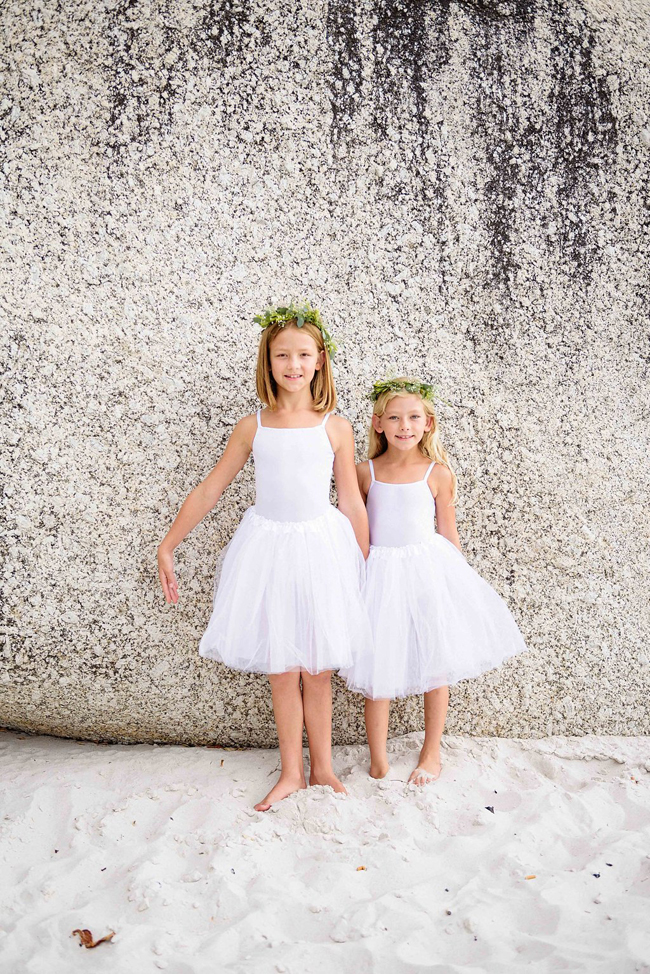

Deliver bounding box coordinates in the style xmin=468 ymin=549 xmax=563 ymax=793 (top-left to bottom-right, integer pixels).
xmin=340 ymin=534 xmax=528 ymax=700
xmin=199 ymin=505 xmax=372 ymax=675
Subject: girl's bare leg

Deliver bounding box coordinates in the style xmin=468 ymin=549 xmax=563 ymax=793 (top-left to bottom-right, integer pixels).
xmin=365 ymin=698 xmax=391 ymax=779
xmin=255 ymin=671 xmax=307 ymax=811
xmin=301 ymin=670 xmax=346 ymax=795
xmin=409 ymin=685 xmax=449 ymax=786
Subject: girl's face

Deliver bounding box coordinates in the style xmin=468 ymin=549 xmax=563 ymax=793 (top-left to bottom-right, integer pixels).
xmin=269 ymin=326 xmax=324 ymax=395
xmin=373 ymin=395 xmax=432 ymax=451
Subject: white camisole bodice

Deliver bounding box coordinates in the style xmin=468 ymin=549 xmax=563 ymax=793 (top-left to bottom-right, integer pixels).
xmin=252 ymin=408 xmax=334 ymax=522
xmin=367 ymin=458 xmax=437 ymax=547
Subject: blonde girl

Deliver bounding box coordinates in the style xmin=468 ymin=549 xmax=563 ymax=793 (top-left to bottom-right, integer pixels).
xmin=158 ymin=303 xmax=372 ymax=810
xmin=341 ymin=378 xmax=528 ymax=786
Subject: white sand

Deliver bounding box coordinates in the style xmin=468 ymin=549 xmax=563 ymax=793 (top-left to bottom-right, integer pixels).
xmin=1 ymin=730 xmax=649 ymax=974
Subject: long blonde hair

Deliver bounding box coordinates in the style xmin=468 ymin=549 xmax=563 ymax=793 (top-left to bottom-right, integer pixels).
xmin=255 ymin=320 xmax=336 ymax=412
xmin=369 ymin=380 xmax=458 ymax=504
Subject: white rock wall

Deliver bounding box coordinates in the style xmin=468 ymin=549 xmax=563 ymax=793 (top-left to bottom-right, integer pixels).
xmin=1 ymin=0 xmax=648 ymax=744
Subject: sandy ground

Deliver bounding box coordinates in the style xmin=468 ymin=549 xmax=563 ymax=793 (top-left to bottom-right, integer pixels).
xmin=1 ymin=729 xmax=649 ymax=974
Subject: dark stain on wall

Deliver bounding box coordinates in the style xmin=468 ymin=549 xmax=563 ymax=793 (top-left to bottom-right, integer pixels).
xmin=106 ymin=0 xmax=189 ymax=172
xmin=198 ymin=3 xmax=279 ymax=157
xmin=371 ymin=0 xmax=436 ymax=146
xmin=105 ymin=0 xmax=264 ymax=171
xmin=464 ymin=0 xmax=617 ymax=299
xmin=102 ymin=0 xmax=618 ymax=286
xmin=368 ymin=0 xmax=452 ymax=254
xmin=547 ymin=3 xmax=618 ymax=276
xmin=465 ymin=0 xmax=537 ymax=296
xmin=371 ymin=0 xmax=452 ymax=173
xmin=326 ymin=0 xmax=364 ymax=148
xmin=198 ymin=0 xmax=258 ymax=129
xmin=200 ymin=0 xmax=252 ymax=60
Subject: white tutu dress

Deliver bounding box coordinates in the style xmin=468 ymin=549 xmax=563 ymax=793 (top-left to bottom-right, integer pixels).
xmin=341 ymin=459 xmax=528 ymax=699
xmin=199 ymin=409 xmax=372 ymax=675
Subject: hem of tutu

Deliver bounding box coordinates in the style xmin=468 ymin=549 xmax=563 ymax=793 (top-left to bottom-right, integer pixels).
xmin=340 ymin=644 xmax=529 ymax=700
xmin=199 ymin=646 xmax=354 ymax=676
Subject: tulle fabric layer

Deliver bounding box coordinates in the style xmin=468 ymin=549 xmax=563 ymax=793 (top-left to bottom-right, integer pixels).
xmin=199 ymin=505 xmax=372 ymax=675
xmin=340 ymin=534 xmax=529 ymax=700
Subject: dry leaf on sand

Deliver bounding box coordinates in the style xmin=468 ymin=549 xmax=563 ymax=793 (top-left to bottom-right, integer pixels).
xmin=72 ymin=929 xmax=115 ymax=948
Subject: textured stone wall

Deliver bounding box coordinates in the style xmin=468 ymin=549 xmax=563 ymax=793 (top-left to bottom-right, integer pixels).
xmin=1 ymin=0 xmax=648 ymax=745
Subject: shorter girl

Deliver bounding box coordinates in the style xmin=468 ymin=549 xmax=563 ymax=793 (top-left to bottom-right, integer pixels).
xmin=341 ymin=377 xmax=528 ymax=786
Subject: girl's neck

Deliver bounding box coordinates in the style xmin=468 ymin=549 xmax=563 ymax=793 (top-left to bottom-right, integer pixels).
xmin=380 ymin=444 xmax=427 ymax=467
xmin=273 ymin=390 xmax=317 ymax=414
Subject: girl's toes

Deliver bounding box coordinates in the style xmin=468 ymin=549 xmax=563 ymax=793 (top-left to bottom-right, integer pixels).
xmin=408 ymin=766 xmax=440 ymax=787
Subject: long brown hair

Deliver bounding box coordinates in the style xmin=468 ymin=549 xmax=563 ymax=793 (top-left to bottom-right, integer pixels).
xmin=369 ymin=380 xmax=458 ymax=504
xmin=256 ymin=320 xmax=336 ymax=412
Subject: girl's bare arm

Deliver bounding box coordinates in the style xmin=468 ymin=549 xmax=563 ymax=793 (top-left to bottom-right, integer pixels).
xmin=157 ymin=414 xmax=256 ymax=602
xmin=329 ymin=417 xmax=370 ymax=558
xmin=356 ymin=460 xmax=371 ymax=505
xmin=430 ymin=465 xmax=462 ymax=552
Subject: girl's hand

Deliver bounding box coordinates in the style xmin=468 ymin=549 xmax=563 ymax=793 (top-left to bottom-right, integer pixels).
xmin=158 ymin=544 xmax=179 ymax=604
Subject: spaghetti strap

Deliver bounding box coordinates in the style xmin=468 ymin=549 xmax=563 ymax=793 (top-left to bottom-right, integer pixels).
xmin=321 ymin=411 xmax=332 ymax=426
xmin=256 ymin=408 xmax=262 ymax=428
xmin=423 ymin=460 xmax=436 ymax=481
xmin=368 ymin=459 xmax=376 ymax=482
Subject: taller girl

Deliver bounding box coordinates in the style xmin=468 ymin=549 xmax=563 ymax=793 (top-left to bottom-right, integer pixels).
xmin=157 ymin=302 xmax=371 ymax=810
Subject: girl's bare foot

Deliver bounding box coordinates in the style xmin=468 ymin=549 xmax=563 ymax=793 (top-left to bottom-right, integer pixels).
xmin=369 ymin=759 xmax=390 ymax=779
xmin=309 ymin=768 xmax=347 ymax=795
xmin=408 ymin=749 xmax=441 ymax=787
xmin=254 ymin=771 xmax=307 ymax=811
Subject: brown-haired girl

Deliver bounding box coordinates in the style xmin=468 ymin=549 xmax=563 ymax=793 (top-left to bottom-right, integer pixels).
xmin=341 ymin=378 xmax=528 ymax=786
xmin=157 ymin=303 xmax=372 ymax=810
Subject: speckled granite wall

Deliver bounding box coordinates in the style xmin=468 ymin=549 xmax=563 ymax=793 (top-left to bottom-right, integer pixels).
xmin=1 ymin=0 xmax=648 ymax=745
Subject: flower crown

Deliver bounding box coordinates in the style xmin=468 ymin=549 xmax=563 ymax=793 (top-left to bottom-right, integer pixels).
xmin=369 ymin=377 xmax=449 ymax=405
xmin=253 ymin=300 xmax=337 ymax=358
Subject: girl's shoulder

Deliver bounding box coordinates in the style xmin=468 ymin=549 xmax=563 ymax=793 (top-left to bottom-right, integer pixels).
xmin=237 ymin=412 xmax=259 ymax=429
xmin=324 ymin=412 xmax=353 ymax=451
xmin=231 ymin=412 xmax=259 ymax=447
xmin=429 ymin=462 xmax=454 ymax=497
xmin=356 ymin=458 xmax=371 ymax=477
xmin=325 ymin=412 xmax=351 ymax=432
xmin=356 ymin=459 xmax=372 ymax=495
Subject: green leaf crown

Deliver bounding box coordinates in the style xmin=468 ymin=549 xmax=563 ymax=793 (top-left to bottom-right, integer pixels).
xmin=369 ymin=377 xmax=449 ymax=406
xmin=253 ymin=300 xmax=337 ymax=358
